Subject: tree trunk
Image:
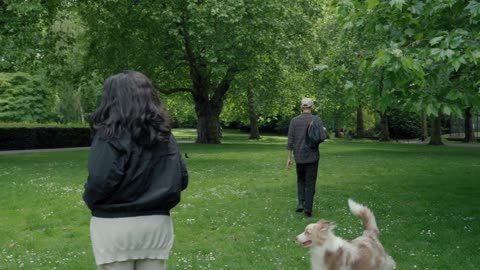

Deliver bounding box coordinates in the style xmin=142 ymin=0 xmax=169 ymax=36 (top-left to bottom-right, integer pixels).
xmin=421 ymin=111 xmax=428 ymax=141
xmin=380 ymin=111 xmax=390 ymax=141
xmin=356 ymin=105 xmax=364 ymax=138
xmin=247 ymin=87 xmax=260 ymax=140
xmin=334 ymin=111 xmax=342 ymax=137
xmin=190 ymin=67 xmax=236 ymax=144
xmin=194 ymin=92 xmax=222 ymax=144
xmin=196 ymin=112 xmax=221 ymax=144
xmin=429 ymin=114 xmax=443 ymax=145
xmin=377 ymin=69 xmax=389 ymax=141
xmin=464 ymin=107 xmax=476 ymax=143
xmin=79 ymin=103 xmax=85 ymax=124
xmin=78 ymin=89 xmax=85 ymax=124
xmin=180 ymin=16 xmax=236 ymax=143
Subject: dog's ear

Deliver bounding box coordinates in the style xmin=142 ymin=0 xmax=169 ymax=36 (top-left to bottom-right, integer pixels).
xmin=315 ymin=220 xmax=334 ymax=232
xmin=327 ymin=222 xmax=337 ymax=232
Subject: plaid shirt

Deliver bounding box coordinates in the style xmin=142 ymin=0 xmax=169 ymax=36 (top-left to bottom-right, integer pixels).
xmin=287 ymin=113 xmax=322 ymax=164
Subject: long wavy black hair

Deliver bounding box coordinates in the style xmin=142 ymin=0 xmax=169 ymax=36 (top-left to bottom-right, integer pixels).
xmin=90 ymin=71 xmax=171 ymax=145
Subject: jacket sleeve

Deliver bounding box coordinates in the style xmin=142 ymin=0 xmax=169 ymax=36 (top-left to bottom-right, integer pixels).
xmin=83 ymin=136 xmax=127 ymax=209
xmin=179 ymin=153 xmax=188 ymax=190
xmin=172 ymin=135 xmax=188 ymax=190
xmin=287 ymin=119 xmax=295 ymax=150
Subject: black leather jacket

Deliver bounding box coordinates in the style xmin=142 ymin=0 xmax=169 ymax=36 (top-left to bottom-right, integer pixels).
xmin=83 ymin=132 xmax=188 ymax=218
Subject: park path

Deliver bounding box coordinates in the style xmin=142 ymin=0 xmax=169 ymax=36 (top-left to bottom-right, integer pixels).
xmin=397 ymin=140 xmax=480 ymax=148
xmin=1 ymin=142 xmax=479 ymax=155
xmin=0 ymin=140 xmax=478 ymax=155
xmin=0 ymin=141 xmax=196 ymax=155
xmin=0 ymin=147 xmax=90 ymax=155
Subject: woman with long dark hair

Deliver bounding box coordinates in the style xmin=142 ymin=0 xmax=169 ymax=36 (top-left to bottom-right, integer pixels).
xmin=83 ymin=71 xmax=188 ymax=270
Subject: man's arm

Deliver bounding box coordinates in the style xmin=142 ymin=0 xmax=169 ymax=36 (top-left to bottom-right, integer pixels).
xmin=287 ymin=150 xmax=293 ymax=169
xmin=287 ymin=120 xmax=295 ymax=169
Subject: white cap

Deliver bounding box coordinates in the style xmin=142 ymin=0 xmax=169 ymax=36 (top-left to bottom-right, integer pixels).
xmin=301 ymin=98 xmax=314 ymax=108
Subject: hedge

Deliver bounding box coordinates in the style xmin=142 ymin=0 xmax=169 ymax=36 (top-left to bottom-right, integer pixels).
xmin=0 ymin=127 xmax=92 ymax=150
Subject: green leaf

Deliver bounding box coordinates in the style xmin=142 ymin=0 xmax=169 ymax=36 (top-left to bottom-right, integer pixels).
xmin=429 ymin=36 xmax=443 ymax=46
xmin=426 ymin=103 xmax=437 ymax=116
xmin=444 ymin=49 xmax=455 ymax=59
xmin=346 ymin=95 xmax=357 ymax=107
xmin=446 ymin=90 xmax=461 ymax=101
xmin=372 ymin=50 xmax=391 ymax=67
xmin=359 ymin=59 xmax=368 ymax=72
xmin=401 ymin=56 xmax=414 ymax=70
xmin=410 ymin=2 xmax=425 ymax=14
xmin=466 ymin=1 xmax=480 ymax=18
xmin=451 ymin=55 xmax=467 ymax=71
xmin=414 ymin=100 xmax=423 ymax=112
xmin=441 ymin=104 xmax=452 ymax=115
xmin=404 ymin=28 xmax=415 ymax=37
xmin=344 ymin=80 xmax=354 ymax=89
xmin=343 ymin=21 xmax=354 ymax=30
xmin=390 ymin=0 xmax=406 ymax=10
xmin=367 ymin=0 xmax=380 ymax=9
xmin=314 ymin=64 xmax=328 ymax=71
xmin=470 ymin=50 xmax=480 ymax=60
xmin=451 ymin=106 xmax=463 ymax=118
xmin=430 ymin=48 xmax=442 ymax=61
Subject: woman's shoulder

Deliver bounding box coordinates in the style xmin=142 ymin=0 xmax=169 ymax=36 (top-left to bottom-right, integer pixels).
xmin=92 ymin=130 xmax=132 ymax=151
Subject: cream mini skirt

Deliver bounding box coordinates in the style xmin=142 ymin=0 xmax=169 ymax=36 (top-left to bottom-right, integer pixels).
xmin=90 ymin=215 xmax=174 ymax=265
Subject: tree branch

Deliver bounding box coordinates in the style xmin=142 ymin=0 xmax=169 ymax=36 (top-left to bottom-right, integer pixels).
xmin=211 ymin=66 xmax=237 ymax=106
xmin=177 ymin=12 xmax=199 ymax=76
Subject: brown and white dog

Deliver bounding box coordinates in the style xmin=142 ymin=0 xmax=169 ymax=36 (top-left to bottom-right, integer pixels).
xmin=295 ymin=199 xmax=395 ymax=270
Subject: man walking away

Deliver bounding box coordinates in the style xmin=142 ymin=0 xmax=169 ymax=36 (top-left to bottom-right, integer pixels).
xmin=287 ymin=98 xmax=325 ymax=218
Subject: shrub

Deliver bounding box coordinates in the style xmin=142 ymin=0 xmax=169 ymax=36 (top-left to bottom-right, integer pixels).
xmin=0 ymin=125 xmax=91 ymax=150
xmin=0 ymin=72 xmax=57 ymax=122
xmin=388 ymin=110 xmax=422 ymax=139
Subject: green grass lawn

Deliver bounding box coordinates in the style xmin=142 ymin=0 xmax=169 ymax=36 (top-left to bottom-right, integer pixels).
xmin=1 ymin=130 xmax=479 ymax=269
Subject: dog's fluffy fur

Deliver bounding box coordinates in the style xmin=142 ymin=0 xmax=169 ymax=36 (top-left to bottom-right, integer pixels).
xmin=295 ymin=199 xmax=395 ymax=270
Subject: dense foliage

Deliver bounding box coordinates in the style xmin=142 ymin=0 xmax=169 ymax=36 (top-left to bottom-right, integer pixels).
xmin=0 ymin=73 xmax=56 ymax=122
xmin=0 ymin=0 xmax=478 ymax=144
xmin=75 ymin=0 xmax=322 ymax=143
xmin=335 ymin=0 xmax=480 ymax=143
xmin=0 ymin=0 xmax=59 ymax=72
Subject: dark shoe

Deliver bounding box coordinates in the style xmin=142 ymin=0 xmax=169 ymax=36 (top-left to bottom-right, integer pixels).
xmin=295 ymin=202 xmax=304 ymax=212
xmin=304 ymin=212 xmax=312 ymax=218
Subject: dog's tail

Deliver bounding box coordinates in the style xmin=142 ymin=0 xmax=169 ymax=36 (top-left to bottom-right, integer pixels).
xmin=348 ymin=199 xmax=379 ymax=237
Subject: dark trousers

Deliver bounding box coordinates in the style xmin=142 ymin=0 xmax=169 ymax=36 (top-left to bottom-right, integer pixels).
xmin=295 ymin=161 xmax=319 ymax=213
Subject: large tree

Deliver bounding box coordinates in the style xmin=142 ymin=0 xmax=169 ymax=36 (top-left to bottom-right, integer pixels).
xmin=221 ymin=51 xmax=315 ymax=139
xmin=0 ymin=1 xmax=72 ymax=123
xmin=337 ymin=0 xmax=480 ymax=145
xmin=78 ymin=0 xmax=319 ymax=143
xmin=45 ymin=10 xmax=102 ymax=123
xmin=312 ymin=2 xmax=382 ymax=137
